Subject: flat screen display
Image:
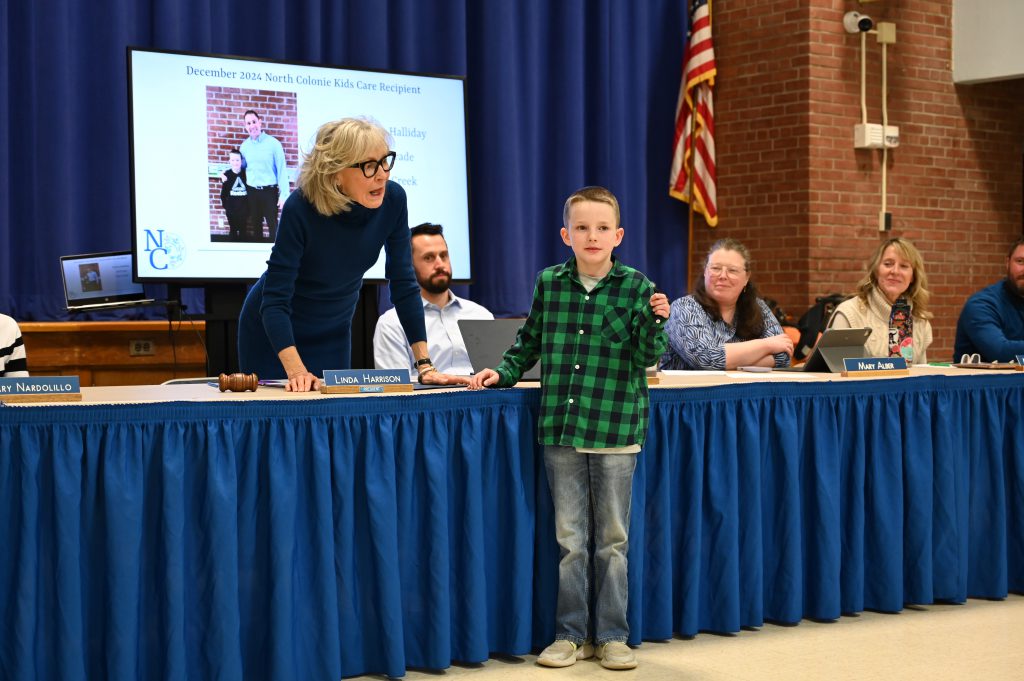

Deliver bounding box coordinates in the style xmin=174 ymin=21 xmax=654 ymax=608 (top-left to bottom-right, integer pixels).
xmin=127 ymin=47 xmax=471 ymax=283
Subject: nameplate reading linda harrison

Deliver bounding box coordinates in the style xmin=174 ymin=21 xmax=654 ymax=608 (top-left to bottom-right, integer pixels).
xmin=0 ymin=376 xmax=83 ymax=403
xmin=320 ymin=369 xmax=414 ymax=394
xmin=841 ymin=357 xmax=909 ymax=378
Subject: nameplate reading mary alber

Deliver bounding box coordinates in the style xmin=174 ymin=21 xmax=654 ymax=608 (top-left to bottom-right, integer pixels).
xmin=320 ymin=369 xmax=413 ymax=394
xmin=841 ymin=357 xmax=909 ymax=378
xmin=0 ymin=376 xmax=83 ymax=403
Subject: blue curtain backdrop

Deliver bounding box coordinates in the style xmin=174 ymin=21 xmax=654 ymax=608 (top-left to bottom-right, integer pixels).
xmin=1 ymin=0 xmax=692 ymax=322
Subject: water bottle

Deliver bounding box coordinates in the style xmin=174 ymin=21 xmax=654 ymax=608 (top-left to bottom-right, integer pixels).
xmin=887 ymin=297 xmax=913 ymax=361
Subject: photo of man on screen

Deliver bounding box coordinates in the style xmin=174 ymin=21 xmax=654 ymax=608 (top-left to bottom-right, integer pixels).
xmin=206 ymin=88 xmax=297 ymax=244
xmin=239 ymin=109 xmax=289 ymax=243
xmin=79 ymin=263 xmax=102 ymax=292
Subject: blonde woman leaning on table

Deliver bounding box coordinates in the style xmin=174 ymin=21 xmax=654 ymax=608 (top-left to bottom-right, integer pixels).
xmin=828 ymin=237 xmax=933 ymax=364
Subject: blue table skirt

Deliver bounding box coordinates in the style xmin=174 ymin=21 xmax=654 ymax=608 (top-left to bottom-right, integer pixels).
xmin=2 ymin=375 xmax=1022 ymax=679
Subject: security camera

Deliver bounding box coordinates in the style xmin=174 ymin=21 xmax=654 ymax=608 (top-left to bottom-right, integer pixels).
xmin=843 ymin=11 xmax=874 ymax=33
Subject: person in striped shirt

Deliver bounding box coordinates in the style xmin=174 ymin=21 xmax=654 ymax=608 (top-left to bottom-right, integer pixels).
xmin=1 ymin=313 xmax=29 ymax=377
xmin=469 ymin=186 xmax=668 ymax=670
xmin=659 ymin=238 xmax=792 ymax=370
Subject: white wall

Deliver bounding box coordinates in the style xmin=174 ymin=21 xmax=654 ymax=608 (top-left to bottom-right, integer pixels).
xmin=953 ymin=0 xmax=1024 ymax=84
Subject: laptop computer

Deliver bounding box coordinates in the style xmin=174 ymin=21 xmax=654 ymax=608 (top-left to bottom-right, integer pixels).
xmin=777 ymin=327 xmax=873 ymax=373
xmin=60 ymin=251 xmax=157 ymax=312
xmin=459 ymin=318 xmax=542 ymax=381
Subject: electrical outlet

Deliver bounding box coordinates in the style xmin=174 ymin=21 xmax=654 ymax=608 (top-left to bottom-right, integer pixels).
xmin=129 ymin=340 xmax=155 ymax=356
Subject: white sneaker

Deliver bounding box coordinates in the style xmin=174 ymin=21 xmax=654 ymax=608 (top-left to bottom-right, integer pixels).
xmin=537 ymin=639 xmax=595 ymax=667
xmin=596 ymin=641 xmax=637 ymax=670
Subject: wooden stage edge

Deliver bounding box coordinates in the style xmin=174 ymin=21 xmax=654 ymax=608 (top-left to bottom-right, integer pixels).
xmin=20 ymin=321 xmax=207 ymax=387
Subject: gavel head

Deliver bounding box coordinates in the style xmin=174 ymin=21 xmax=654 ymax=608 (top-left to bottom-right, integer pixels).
xmin=218 ymin=372 xmax=259 ymax=392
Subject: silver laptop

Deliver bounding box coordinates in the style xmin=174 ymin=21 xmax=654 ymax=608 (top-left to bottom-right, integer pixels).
xmin=459 ymin=319 xmax=541 ymax=381
xmin=60 ymin=251 xmax=156 ymax=312
xmin=777 ymin=327 xmax=873 ymax=373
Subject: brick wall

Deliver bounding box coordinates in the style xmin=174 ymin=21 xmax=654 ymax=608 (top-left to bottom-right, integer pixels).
xmin=694 ymin=0 xmax=1024 ymax=361
xmin=206 ymin=87 xmax=300 ymax=237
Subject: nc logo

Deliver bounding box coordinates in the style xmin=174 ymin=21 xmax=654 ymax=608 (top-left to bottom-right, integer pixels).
xmin=143 ymin=229 xmax=186 ymax=270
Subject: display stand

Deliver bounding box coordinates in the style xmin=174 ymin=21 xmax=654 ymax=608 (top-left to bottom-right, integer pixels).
xmin=170 ymin=282 xmax=381 ymax=376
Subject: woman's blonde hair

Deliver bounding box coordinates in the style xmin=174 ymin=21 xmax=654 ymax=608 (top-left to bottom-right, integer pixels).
xmin=855 ymin=236 xmax=932 ymax=319
xmin=297 ymin=117 xmax=393 ymax=216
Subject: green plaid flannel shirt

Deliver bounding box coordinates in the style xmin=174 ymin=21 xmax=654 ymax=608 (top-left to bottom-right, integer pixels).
xmin=494 ymin=256 xmax=668 ymax=448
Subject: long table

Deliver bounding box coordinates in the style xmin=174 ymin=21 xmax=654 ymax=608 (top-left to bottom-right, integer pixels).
xmin=1 ymin=370 xmax=1022 ymax=679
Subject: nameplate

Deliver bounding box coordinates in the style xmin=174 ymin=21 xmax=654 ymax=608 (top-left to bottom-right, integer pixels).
xmin=841 ymin=357 xmax=909 ymax=377
xmin=0 ymin=376 xmax=83 ymax=403
xmin=320 ymin=369 xmax=414 ymax=394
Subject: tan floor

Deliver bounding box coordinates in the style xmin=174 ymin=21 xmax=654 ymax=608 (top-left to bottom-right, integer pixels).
xmin=361 ymin=594 xmax=1024 ymax=680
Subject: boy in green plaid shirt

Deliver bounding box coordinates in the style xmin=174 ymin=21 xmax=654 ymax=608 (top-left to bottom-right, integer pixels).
xmin=468 ymin=186 xmax=669 ymax=670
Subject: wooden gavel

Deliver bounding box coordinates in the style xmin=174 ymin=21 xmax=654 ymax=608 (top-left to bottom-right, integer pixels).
xmin=218 ymin=372 xmax=259 ymax=392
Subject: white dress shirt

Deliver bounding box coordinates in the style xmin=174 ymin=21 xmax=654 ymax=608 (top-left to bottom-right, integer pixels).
xmin=373 ymin=292 xmax=493 ymax=375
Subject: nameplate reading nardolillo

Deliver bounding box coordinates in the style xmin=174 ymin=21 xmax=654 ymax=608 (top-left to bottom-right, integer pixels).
xmin=320 ymin=369 xmax=414 ymax=394
xmin=841 ymin=357 xmax=909 ymax=377
xmin=0 ymin=376 xmax=83 ymax=403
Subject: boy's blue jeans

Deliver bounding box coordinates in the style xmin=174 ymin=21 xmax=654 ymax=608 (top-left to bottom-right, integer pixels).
xmin=543 ymin=445 xmax=636 ymax=646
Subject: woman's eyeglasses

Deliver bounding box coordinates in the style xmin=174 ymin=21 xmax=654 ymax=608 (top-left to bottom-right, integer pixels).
xmin=706 ymin=264 xmax=746 ymax=279
xmin=349 ymin=151 xmax=397 ymax=178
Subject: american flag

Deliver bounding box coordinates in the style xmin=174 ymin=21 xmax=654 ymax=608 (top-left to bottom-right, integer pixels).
xmin=670 ymin=0 xmax=718 ymax=227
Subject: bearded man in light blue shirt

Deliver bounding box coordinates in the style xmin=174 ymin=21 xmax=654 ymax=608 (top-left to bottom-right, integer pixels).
xmin=239 ymin=109 xmax=289 ymax=242
xmin=374 ymin=223 xmax=492 ymax=375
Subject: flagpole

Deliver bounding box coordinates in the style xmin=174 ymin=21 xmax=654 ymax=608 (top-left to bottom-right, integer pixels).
xmin=686 ymin=98 xmax=698 ymax=283
xmin=685 ymin=0 xmax=710 ymax=284
xmin=676 ymin=0 xmax=717 ymax=283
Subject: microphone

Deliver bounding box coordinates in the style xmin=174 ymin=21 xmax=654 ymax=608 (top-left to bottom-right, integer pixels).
xmin=652 ymin=285 xmax=669 ymax=320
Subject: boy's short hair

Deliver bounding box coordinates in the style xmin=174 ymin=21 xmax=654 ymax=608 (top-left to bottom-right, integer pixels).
xmin=410 ymin=222 xmax=444 ymax=239
xmin=228 ymin=148 xmax=242 ymax=157
xmin=562 ymin=186 xmax=621 ymax=227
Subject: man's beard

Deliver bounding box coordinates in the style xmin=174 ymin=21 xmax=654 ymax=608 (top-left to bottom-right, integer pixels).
xmin=421 ymin=272 xmax=451 ymax=295
xmin=1009 ymin=274 xmax=1024 ymax=297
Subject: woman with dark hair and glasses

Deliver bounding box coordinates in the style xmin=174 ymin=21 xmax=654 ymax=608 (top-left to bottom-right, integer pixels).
xmin=238 ymin=117 xmax=465 ymax=391
xmin=658 ymin=238 xmax=793 ymax=370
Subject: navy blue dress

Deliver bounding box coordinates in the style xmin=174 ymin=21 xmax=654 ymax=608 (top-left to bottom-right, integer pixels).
xmin=238 ymin=181 xmax=426 ymax=379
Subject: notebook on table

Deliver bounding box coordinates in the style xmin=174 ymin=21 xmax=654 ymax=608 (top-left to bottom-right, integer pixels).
xmin=458 ymin=318 xmax=541 ymax=381
xmin=776 ymin=327 xmax=873 ymax=373
xmin=60 ymin=251 xmax=157 ymax=312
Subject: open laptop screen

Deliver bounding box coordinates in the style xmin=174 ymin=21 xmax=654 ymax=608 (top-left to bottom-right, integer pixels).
xmin=777 ymin=327 xmax=873 ymax=373
xmin=60 ymin=251 xmax=152 ymax=311
xmin=458 ymin=319 xmax=541 ymax=381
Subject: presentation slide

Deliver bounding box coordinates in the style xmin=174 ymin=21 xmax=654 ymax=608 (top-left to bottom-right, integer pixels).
xmin=63 ymin=253 xmax=143 ymax=302
xmin=128 ymin=48 xmax=471 ymax=283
